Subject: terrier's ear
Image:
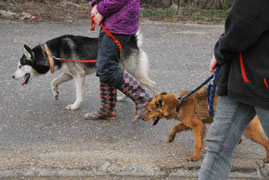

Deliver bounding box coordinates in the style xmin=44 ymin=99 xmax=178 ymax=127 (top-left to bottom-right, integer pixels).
xmin=156 ymin=92 xmax=168 ymax=108
xmin=24 ymin=44 xmax=33 ymax=60
xmin=158 ymin=99 xmax=163 ymax=108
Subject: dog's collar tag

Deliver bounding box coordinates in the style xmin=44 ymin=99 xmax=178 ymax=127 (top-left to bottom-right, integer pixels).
xmin=44 ymin=44 xmax=55 ymax=73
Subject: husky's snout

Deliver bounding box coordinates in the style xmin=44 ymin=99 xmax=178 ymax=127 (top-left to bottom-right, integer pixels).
xmin=12 ymin=65 xmax=32 ymax=86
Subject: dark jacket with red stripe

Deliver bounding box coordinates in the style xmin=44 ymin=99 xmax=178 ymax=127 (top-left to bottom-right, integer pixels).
xmin=215 ymin=0 xmax=269 ymax=108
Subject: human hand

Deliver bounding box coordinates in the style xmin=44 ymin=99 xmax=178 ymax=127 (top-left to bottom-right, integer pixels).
xmin=95 ymin=13 xmax=104 ymax=26
xmin=91 ymin=4 xmax=98 ymax=16
xmin=210 ymin=55 xmax=218 ymax=72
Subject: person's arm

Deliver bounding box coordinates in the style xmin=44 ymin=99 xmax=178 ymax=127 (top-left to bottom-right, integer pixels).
xmin=214 ymin=0 xmax=269 ymax=65
xmin=97 ymin=0 xmax=126 ymax=17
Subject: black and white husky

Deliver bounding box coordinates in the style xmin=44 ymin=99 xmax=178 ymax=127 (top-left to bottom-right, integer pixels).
xmin=12 ymin=33 xmax=158 ymax=110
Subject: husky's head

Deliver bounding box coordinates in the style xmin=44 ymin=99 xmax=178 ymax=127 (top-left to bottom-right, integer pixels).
xmin=12 ymin=44 xmax=50 ymax=86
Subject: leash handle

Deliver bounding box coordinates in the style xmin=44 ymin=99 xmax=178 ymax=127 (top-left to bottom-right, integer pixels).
xmin=206 ymin=67 xmax=220 ymax=117
xmin=91 ymin=16 xmax=95 ymax=31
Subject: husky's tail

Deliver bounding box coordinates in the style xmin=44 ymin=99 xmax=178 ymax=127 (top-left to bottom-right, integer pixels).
xmin=135 ymin=31 xmax=143 ymax=47
xmin=128 ymin=31 xmax=143 ymax=48
xmin=134 ymin=31 xmax=149 ymax=76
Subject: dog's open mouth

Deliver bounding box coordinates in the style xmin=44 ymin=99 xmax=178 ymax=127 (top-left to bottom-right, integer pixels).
xmin=21 ymin=73 xmax=30 ymax=86
xmin=151 ymin=117 xmax=160 ymax=127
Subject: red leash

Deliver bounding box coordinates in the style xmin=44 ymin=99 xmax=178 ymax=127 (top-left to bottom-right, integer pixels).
xmin=52 ymin=56 xmax=97 ymax=63
xmin=91 ymin=15 xmax=122 ymax=52
xmin=54 ymin=16 xmax=122 ymax=62
xmin=46 ymin=15 xmax=123 ymax=73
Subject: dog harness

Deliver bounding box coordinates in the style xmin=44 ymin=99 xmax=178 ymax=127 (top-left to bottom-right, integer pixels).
xmin=44 ymin=16 xmax=123 ymax=73
xmin=178 ymin=67 xmax=219 ymax=117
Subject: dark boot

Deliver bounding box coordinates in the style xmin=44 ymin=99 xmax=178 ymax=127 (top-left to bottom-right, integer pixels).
xmin=119 ymin=70 xmax=153 ymax=122
xmin=84 ymin=82 xmax=117 ymax=120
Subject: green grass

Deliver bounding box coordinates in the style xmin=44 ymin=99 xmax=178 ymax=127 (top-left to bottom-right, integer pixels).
xmin=56 ymin=9 xmax=65 ymax=13
xmin=140 ymin=7 xmax=179 ymax=18
xmin=187 ymin=7 xmax=229 ymax=23
xmin=192 ymin=12 xmax=209 ymax=21
xmin=208 ymin=9 xmax=229 ymax=22
xmin=11 ymin=3 xmax=20 ymax=10
xmin=140 ymin=6 xmax=229 ymax=23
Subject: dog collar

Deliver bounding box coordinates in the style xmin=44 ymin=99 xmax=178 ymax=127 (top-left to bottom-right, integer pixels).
xmin=44 ymin=44 xmax=55 ymax=73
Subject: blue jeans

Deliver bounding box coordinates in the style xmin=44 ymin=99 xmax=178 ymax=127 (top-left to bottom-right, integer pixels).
xmin=96 ymin=32 xmax=132 ymax=89
xmin=198 ymin=96 xmax=269 ymax=180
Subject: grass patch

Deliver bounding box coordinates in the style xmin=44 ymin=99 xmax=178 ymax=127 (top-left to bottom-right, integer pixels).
xmin=185 ymin=7 xmax=229 ymax=23
xmin=208 ymin=9 xmax=229 ymax=22
xmin=140 ymin=7 xmax=179 ymax=18
xmin=56 ymin=9 xmax=65 ymax=13
xmin=192 ymin=12 xmax=209 ymax=21
xmin=11 ymin=3 xmax=20 ymax=10
xmin=140 ymin=6 xmax=229 ymax=23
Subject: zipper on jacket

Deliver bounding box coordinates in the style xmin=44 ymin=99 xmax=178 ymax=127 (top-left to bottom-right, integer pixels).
xmin=264 ymin=78 xmax=269 ymax=88
xmin=239 ymin=53 xmax=250 ymax=83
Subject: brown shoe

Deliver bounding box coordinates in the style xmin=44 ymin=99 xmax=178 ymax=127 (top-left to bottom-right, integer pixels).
xmin=84 ymin=111 xmax=117 ymax=120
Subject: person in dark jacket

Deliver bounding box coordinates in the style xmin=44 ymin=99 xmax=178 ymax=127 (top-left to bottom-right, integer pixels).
xmin=198 ymin=0 xmax=269 ymax=179
xmin=84 ymin=0 xmax=152 ymax=122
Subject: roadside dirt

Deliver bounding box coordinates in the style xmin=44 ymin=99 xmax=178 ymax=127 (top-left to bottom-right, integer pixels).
xmin=0 ymin=1 xmax=222 ymax=24
xmin=0 ymin=1 xmax=92 ymax=23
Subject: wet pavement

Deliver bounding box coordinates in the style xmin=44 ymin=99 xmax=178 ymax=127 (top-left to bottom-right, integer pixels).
xmin=0 ymin=20 xmax=269 ymax=179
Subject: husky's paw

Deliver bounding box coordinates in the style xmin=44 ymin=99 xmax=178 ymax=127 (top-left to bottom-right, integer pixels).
xmin=117 ymin=94 xmax=127 ymax=102
xmin=65 ymin=104 xmax=79 ymax=111
xmin=53 ymin=92 xmax=59 ymax=100
xmin=52 ymin=87 xmax=59 ymax=100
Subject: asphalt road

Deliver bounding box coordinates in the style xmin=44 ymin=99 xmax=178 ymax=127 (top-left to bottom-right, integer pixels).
xmin=0 ymin=20 xmax=268 ymax=179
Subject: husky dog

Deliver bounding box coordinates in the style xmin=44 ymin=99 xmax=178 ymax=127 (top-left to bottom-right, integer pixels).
xmin=12 ymin=34 xmax=158 ymax=110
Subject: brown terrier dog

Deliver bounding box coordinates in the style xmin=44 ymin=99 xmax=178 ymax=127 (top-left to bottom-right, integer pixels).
xmin=144 ymin=88 xmax=269 ymax=162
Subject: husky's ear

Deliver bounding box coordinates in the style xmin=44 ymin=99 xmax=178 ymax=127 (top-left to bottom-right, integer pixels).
xmin=24 ymin=44 xmax=33 ymax=60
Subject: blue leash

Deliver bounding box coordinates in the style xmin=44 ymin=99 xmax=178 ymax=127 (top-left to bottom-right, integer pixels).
xmin=178 ymin=68 xmax=219 ymax=117
xmin=206 ymin=69 xmax=219 ymax=116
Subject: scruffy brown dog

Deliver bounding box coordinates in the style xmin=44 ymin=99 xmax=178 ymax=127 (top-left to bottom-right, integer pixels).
xmin=144 ymin=88 xmax=269 ymax=162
